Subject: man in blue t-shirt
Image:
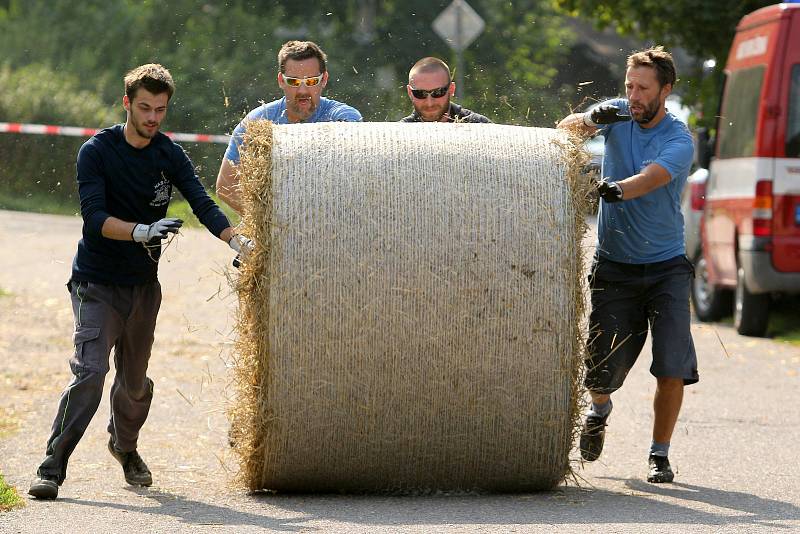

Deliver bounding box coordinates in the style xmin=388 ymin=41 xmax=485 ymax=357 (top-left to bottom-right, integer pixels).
xmin=28 ymin=64 xmax=251 ymax=501
xmin=216 ymin=40 xmax=362 ymax=214
xmin=558 ymin=46 xmax=695 ymax=484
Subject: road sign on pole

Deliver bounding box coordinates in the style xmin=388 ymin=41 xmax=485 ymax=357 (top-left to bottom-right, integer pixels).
xmin=432 ymin=0 xmax=485 ymax=99
xmin=432 ymin=0 xmax=485 ymax=52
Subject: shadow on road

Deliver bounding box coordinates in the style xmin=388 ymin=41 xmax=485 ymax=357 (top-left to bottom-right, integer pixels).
xmin=59 ymin=487 xmax=305 ymax=532
xmin=616 ymin=477 xmax=800 ymax=529
xmin=56 ymin=480 xmax=800 ymax=530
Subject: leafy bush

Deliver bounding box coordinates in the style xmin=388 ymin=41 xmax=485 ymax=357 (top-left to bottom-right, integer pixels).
xmin=0 ymin=63 xmax=120 ymax=207
xmin=0 ymin=63 xmax=118 ymax=125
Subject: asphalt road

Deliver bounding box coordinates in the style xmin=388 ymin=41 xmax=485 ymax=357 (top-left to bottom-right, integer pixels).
xmin=1 ymin=210 xmax=798 ymax=533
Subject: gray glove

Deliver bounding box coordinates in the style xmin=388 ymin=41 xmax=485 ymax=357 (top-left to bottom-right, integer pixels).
xmin=584 ymin=104 xmax=631 ymax=127
xmin=596 ymin=179 xmax=624 ymax=203
xmin=132 ymin=218 xmax=183 ymax=242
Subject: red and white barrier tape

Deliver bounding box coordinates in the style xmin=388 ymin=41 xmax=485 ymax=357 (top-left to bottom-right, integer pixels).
xmin=0 ymin=121 xmax=230 ymax=144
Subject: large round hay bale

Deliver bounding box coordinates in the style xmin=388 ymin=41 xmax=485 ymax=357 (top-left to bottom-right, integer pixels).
xmin=231 ymin=121 xmax=588 ymax=493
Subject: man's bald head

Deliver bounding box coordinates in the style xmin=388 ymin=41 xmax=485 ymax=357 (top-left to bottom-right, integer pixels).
xmin=408 ymin=57 xmax=451 ymax=85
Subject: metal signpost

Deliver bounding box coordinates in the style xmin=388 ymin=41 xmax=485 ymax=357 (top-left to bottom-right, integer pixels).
xmin=432 ymin=0 xmax=485 ymax=99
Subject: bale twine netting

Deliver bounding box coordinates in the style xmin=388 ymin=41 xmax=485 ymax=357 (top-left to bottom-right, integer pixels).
xmin=230 ymin=121 xmax=591 ymax=493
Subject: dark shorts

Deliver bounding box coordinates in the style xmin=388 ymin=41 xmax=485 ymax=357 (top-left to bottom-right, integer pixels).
xmin=584 ymin=255 xmax=699 ymax=394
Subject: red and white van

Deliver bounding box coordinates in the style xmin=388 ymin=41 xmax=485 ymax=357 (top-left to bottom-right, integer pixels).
xmin=694 ymin=2 xmax=800 ymax=336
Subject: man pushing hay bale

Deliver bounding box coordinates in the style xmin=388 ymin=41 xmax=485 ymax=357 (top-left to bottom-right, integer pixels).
xmin=230 ymin=120 xmax=590 ymax=493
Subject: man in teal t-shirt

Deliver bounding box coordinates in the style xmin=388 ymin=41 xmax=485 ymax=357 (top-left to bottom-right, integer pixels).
xmin=558 ymin=46 xmax=696 ymax=484
xmin=216 ymin=40 xmax=362 ymax=214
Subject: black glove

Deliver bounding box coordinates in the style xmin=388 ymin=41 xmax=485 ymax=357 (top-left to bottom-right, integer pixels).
xmin=584 ymin=104 xmax=631 ymax=127
xmin=596 ymin=179 xmax=624 ymax=203
xmin=131 ymin=218 xmax=183 ymax=242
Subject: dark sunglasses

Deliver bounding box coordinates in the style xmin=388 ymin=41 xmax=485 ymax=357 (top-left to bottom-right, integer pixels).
xmin=410 ymin=85 xmax=450 ymax=99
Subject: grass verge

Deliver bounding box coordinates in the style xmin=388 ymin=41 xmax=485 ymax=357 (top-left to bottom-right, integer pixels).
xmin=0 ymin=407 xmax=20 ymax=438
xmin=167 ymin=192 xmax=240 ymax=228
xmin=696 ymin=297 xmax=800 ymax=345
xmin=0 ymin=191 xmax=239 ymax=229
xmin=0 ymin=473 xmax=24 ymax=512
xmin=0 ymin=408 xmax=24 ymax=512
xmin=768 ymin=296 xmax=800 ymax=345
xmin=0 ymin=191 xmax=78 ymax=216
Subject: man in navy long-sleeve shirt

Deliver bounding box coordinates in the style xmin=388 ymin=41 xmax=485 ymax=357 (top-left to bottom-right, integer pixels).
xmin=29 ymin=64 xmax=250 ymax=500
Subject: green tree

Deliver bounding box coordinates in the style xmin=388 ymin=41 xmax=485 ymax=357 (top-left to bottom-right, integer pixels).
xmin=0 ymin=0 xmax=576 ymax=127
xmin=0 ymin=0 xmax=587 ymax=210
xmin=555 ymin=0 xmax=775 ymax=126
xmin=263 ymin=0 xmax=575 ymax=124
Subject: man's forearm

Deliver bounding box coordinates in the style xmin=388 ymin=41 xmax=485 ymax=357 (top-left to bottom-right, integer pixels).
xmin=218 ymin=188 xmax=243 ymax=215
xmin=556 ymin=113 xmax=596 ymax=136
xmin=216 ymin=158 xmax=244 ymax=214
xmin=220 ymin=227 xmax=235 ymax=243
xmin=101 ymin=217 xmax=137 ymax=241
xmin=616 ymin=166 xmax=672 ymax=200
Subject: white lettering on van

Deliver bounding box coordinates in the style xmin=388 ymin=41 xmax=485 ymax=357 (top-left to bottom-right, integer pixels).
xmin=735 ymin=35 xmax=768 ymax=60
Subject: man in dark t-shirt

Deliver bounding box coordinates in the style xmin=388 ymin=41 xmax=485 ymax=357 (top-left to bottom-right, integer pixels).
xmin=28 ymin=64 xmax=250 ymax=500
xmin=399 ymin=57 xmax=491 ymax=123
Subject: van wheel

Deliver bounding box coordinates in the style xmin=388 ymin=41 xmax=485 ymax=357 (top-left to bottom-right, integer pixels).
xmin=691 ymin=255 xmax=732 ymax=321
xmin=734 ymin=266 xmax=770 ymax=337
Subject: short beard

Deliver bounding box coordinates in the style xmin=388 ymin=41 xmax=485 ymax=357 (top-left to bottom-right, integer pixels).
xmin=635 ymin=98 xmax=661 ymax=124
xmin=134 ymin=124 xmax=156 ymax=139
xmin=289 ymin=97 xmax=318 ymax=121
xmin=415 ymin=99 xmax=450 ymax=122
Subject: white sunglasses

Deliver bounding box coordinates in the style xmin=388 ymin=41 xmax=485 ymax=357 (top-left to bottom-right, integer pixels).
xmin=282 ymin=73 xmax=324 ymax=87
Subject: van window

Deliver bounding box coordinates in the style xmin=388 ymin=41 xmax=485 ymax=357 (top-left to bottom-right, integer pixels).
xmin=787 ymin=64 xmax=800 ymax=157
xmin=718 ymin=66 xmax=765 ymax=158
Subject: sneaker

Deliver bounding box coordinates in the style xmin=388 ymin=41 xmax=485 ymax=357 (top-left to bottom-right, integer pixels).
xmin=579 ymin=412 xmax=610 ymax=461
xmin=108 ymin=438 xmax=153 ymax=487
xmin=28 ymin=475 xmax=59 ymax=499
xmin=647 ymin=454 xmax=674 ymax=483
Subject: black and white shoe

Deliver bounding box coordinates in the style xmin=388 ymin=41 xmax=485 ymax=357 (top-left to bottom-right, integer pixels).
xmin=647 ymin=454 xmax=675 ymax=483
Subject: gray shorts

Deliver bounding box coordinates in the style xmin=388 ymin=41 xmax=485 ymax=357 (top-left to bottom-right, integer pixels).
xmin=584 ymin=255 xmax=699 ymax=394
